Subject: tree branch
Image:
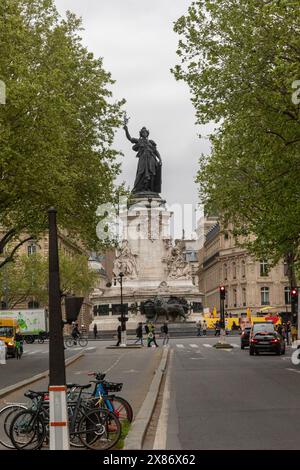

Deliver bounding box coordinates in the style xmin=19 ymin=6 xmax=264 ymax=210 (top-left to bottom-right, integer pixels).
xmin=0 ymin=237 xmax=34 ymax=269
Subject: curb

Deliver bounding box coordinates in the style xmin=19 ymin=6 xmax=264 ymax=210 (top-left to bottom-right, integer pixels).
xmin=124 ymin=346 xmax=169 ymax=450
xmin=106 ymin=346 xmax=142 ymax=350
xmin=0 ymin=351 xmax=84 ymax=399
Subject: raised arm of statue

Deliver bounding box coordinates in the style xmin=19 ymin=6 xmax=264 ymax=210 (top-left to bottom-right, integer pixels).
xmin=124 ymin=125 xmax=138 ymax=144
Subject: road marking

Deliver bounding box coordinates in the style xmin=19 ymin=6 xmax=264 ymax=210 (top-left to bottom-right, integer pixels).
xmin=189 ymin=344 xmax=199 ymax=348
xmin=203 ymin=344 xmax=212 ymax=348
xmin=231 ymin=344 xmax=239 ymax=348
xmin=104 ymin=354 xmax=125 ymax=374
xmin=153 ymin=349 xmax=173 ymax=450
xmin=27 ymin=351 xmax=38 ymax=355
xmin=42 ymin=351 xmax=48 ymax=354
xmin=84 ymin=347 xmax=96 ymax=351
xmin=286 ymin=368 xmax=300 ymax=374
xmin=176 ymin=344 xmax=185 ymax=349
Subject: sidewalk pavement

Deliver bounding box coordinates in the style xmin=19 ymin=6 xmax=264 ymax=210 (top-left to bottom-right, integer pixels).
xmin=0 ymin=343 xmax=164 ymax=449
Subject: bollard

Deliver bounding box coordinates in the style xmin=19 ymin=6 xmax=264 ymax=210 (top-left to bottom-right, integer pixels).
xmin=0 ymin=340 xmax=6 ymax=365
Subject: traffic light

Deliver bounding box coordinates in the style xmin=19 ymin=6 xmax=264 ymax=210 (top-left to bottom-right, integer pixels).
xmin=291 ymin=287 xmax=298 ymax=301
xmin=220 ymin=286 xmax=226 ymax=300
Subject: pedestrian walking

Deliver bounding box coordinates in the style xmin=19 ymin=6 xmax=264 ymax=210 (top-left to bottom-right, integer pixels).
xmin=291 ymin=324 xmax=298 ymax=344
xmin=196 ymin=320 xmax=202 ymax=337
xmin=277 ymin=323 xmax=283 ymax=337
xmin=286 ymin=321 xmax=291 ymax=345
xmin=202 ymin=320 xmax=207 ymax=336
xmin=115 ymin=324 xmax=122 ymax=347
xmin=214 ymin=321 xmax=221 ymax=337
xmin=147 ymin=322 xmax=158 ymax=348
xmin=134 ymin=322 xmax=143 ymax=346
xmin=160 ymin=322 xmax=169 ymax=346
xmin=93 ymin=323 xmax=98 ymax=339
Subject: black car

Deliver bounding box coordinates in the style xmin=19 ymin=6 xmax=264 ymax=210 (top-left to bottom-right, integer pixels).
xmin=241 ymin=327 xmax=251 ymax=349
xmin=249 ymin=331 xmax=286 ymax=356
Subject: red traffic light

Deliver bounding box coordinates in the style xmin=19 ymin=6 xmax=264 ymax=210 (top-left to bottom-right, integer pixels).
xmin=291 ymin=288 xmax=298 ymax=297
xmin=219 ymin=286 xmax=226 ymax=299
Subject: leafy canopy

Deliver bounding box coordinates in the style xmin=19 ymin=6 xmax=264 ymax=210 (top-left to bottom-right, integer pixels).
xmin=0 ymin=0 xmax=125 ymax=263
xmin=173 ymin=0 xmax=300 ymax=275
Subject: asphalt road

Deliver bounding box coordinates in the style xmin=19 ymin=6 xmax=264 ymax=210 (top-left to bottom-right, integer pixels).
xmin=0 ymin=341 xmax=93 ymax=390
xmin=0 ymin=341 xmax=163 ymax=450
xmin=157 ymin=337 xmax=300 ymax=450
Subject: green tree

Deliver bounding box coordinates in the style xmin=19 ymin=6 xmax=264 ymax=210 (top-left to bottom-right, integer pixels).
xmin=0 ymin=0 xmax=124 ymax=268
xmin=173 ymin=0 xmax=300 ymax=283
xmin=0 ymin=251 xmax=98 ymax=308
xmin=0 ymin=254 xmax=47 ymax=307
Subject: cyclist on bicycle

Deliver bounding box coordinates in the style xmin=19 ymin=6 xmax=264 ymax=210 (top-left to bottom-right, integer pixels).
xmin=71 ymin=322 xmax=80 ymax=345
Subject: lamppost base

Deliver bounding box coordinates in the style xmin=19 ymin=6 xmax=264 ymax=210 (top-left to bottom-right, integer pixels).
xmin=213 ymin=328 xmax=233 ymax=349
xmin=120 ymin=330 xmax=127 ymax=347
xmin=213 ymin=342 xmax=233 ymax=349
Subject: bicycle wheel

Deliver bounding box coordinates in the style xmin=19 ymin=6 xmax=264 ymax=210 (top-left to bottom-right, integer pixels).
xmin=0 ymin=404 xmax=27 ymax=449
xmin=10 ymin=409 xmax=46 ymax=450
xmin=78 ymin=408 xmax=121 ymax=450
xmin=68 ymin=405 xmax=85 ymax=449
xmin=64 ymin=337 xmax=74 ymax=348
xmin=79 ymin=337 xmax=88 ymax=348
xmin=106 ymin=396 xmax=133 ymax=423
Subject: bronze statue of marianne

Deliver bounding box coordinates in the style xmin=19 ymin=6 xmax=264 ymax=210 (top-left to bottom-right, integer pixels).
xmin=123 ymin=116 xmax=162 ymax=195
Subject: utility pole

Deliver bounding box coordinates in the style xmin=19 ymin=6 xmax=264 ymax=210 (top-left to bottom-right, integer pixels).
xmin=219 ymin=285 xmax=226 ymax=331
xmin=48 ymin=208 xmax=69 ymax=450
xmin=119 ymin=272 xmax=127 ymax=346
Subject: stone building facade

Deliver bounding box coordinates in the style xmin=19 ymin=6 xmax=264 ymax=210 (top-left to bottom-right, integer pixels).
xmin=199 ymin=223 xmax=291 ymax=316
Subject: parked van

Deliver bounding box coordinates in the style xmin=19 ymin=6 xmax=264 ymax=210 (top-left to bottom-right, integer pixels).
xmin=0 ymin=318 xmax=19 ymax=357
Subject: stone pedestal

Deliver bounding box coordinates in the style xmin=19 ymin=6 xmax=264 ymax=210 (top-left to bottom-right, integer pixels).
xmin=91 ymin=196 xmax=202 ymax=331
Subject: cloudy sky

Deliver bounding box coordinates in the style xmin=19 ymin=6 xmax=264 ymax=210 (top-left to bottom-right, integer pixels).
xmin=55 ymin=1 xmax=211 ymax=233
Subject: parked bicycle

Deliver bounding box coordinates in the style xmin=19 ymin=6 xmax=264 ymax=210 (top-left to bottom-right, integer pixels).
xmin=0 ymin=371 xmax=132 ymax=450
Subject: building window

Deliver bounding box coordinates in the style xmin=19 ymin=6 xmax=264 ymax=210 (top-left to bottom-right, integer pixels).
xmin=185 ymin=251 xmax=198 ymax=262
xmin=28 ymin=243 xmax=37 ymax=256
xmin=232 ymin=262 xmax=236 ymax=279
xmin=28 ymin=300 xmax=39 ymax=309
xmin=112 ymin=304 xmax=128 ymax=315
xmin=284 ymin=287 xmax=291 ymax=305
xmin=242 ymin=288 xmax=246 ymax=307
xmin=261 ymin=287 xmax=270 ymax=305
xmin=260 ymin=260 xmax=269 ymax=277
xmin=93 ymin=305 xmax=110 ymax=316
xmin=241 ymin=260 xmax=246 ymax=278
xmin=233 ymin=288 xmax=237 ymax=307
xmin=224 ymin=263 xmax=228 ymax=281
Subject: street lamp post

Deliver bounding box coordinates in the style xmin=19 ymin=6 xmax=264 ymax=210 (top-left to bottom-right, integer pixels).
xmin=107 ymin=272 xmax=128 ymax=346
xmin=118 ymin=272 xmax=127 ymax=347
xmin=48 ymin=208 xmax=69 ymax=450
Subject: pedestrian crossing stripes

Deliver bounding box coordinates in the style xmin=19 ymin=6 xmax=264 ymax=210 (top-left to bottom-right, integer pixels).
xmin=174 ymin=343 xmax=239 ymax=351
